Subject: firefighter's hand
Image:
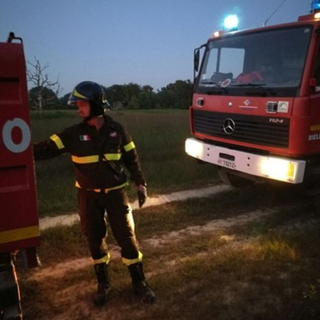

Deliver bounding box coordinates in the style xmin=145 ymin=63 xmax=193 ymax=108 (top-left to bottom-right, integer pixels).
xmin=137 ymin=185 xmax=147 ymax=208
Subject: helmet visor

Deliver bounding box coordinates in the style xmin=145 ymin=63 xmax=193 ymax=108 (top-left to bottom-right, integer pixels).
xmin=68 ymin=88 xmax=89 ymax=106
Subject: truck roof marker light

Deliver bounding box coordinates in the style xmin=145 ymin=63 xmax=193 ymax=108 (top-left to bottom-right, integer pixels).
xmin=298 ymin=13 xmax=320 ymax=21
xmin=213 ymin=31 xmax=223 ymax=38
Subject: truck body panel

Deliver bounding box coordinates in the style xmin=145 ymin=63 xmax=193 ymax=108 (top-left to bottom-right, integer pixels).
xmin=0 ymin=41 xmax=39 ymax=257
xmin=0 ymin=35 xmax=40 ymax=320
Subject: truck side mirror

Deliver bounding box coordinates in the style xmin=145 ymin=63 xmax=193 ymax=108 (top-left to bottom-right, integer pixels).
xmin=194 ymin=49 xmax=200 ymax=73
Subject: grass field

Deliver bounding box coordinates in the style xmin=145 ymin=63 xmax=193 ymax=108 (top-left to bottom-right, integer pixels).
xmin=19 ymin=183 xmax=320 ymax=320
xmin=21 ymin=110 xmax=320 ymax=320
xmin=31 ymin=110 xmax=218 ymax=216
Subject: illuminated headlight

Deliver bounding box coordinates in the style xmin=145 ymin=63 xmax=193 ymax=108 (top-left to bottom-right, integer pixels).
xmin=185 ymin=139 xmax=204 ymax=159
xmin=261 ymin=158 xmax=296 ymax=182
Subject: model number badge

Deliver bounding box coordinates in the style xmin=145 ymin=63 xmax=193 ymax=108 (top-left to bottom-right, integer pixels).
xmin=269 ymin=118 xmax=284 ymax=124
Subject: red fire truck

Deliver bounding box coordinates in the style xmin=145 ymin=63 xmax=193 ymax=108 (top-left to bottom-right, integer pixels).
xmin=185 ymin=2 xmax=320 ymax=199
xmin=0 ymin=33 xmax=40 ymax=320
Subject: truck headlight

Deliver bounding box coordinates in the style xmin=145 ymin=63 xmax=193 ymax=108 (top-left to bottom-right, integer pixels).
xmin=185 ymin=138 xmax=204 ymax=159
xmin=261 ymin=158 xmax=295 ymax=182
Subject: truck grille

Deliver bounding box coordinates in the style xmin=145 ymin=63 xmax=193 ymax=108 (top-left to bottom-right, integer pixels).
xmin=193 ymin=109 xmax=289 ymax=148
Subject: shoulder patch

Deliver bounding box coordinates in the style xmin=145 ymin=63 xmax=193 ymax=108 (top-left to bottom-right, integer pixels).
xmin=79 ymin=135 xmax=91 ymax=141
xmin=110 ymin=131 xmax=118 ymax=138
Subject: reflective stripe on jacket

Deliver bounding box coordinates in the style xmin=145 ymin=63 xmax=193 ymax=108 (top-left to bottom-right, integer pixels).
xmin=33 ymin=115 xmax=145 ymax=190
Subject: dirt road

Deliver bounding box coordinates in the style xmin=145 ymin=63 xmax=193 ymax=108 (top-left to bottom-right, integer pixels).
xmin=21 ymin=183 xmax=320 ymax=320
xmin=39 ymin=184 xmax=232 ymax=230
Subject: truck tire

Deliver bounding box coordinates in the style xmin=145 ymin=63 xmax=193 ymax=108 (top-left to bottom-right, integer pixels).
xmin=0 ymin=253 xmax=22 ymax=320
xmin=313 ymin=195 xmax=320 ymax=216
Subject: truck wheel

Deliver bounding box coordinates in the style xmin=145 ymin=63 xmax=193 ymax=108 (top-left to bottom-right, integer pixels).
xmin=0 ymin=253 xmax=22 ymax=320
xmin=218 ymin=168 xmax=254 ymax=188
xmin=313 ymin=195 xmax=320 ymax=215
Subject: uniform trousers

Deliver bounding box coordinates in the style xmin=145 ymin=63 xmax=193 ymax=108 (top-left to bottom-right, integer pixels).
xmin=77 ymin=188 xmax=141 ymax=263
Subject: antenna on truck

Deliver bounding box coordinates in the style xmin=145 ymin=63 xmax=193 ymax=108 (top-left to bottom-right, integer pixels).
xmin=264 ymin=0 xmax=287 ymax=26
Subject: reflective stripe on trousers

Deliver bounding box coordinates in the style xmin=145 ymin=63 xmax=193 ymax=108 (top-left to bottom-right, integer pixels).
xmin=77 ymin=188 xmax=142 ymax=265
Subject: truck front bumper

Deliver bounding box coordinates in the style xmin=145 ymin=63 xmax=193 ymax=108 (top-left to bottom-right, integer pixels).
xmin=185 ymin=137 xmax=306 ymax=184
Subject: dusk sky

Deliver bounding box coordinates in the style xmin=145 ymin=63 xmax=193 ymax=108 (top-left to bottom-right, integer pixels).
xmin=0 ymin=0 xmax=310 ymax=95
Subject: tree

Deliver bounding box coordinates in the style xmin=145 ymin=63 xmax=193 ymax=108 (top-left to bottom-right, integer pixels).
xmin=138 ymin=90 xmax=157 ymax=109
xmin=104 ymin=84 xmax=127 ymax=109
xmin=105 ymin=83 xmax=142 ymax=109
xmin=59 ymin=93 xmax=73 ymax=110
xmin=156 ymin=88 xmax=172 ymax=109
xmin=124 ymin=83 xmax=141 ymax=108
xmin=27 ymin=57 xmax=62 ymax=110
xmin=29 ymin=87 xmax=59 ymax=110
xmin=157 ymin=80 xmax=193 ymax=109
xmin=104 ymin=80 xmax=192 ymax=110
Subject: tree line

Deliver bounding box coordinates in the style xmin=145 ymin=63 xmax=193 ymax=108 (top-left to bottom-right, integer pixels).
xmin=27 ymin=57 xmax=193 ymax=110
xmin=29 ymin=80 xmax=193 ymax=110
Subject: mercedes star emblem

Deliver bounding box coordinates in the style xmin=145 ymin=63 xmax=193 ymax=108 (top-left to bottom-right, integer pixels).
xmin=223 ymin=118 xmax=236 ymax=135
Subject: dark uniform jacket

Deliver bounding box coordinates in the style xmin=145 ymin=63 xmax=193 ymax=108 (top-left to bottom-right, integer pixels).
xmin=33 ymin=115 xmax=146 ymax=191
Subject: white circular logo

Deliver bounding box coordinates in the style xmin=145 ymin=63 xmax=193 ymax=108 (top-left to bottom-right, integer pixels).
xmin=2 ymin=118 xmax=31 ymax=153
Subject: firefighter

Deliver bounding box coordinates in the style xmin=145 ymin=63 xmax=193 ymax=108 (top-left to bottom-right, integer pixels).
xmin=33 ymin=81 xmax=155 ymax=305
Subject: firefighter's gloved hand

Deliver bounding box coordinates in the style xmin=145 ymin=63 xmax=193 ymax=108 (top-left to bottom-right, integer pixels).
xmin=137 ymin=185 xmax=147 ymax=208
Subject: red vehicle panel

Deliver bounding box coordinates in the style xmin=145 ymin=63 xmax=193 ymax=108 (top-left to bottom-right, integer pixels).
xmin=186 ymin=8 xmax=320 ymax=186
xmin=0 ymin=41 xmax=39 ymax=257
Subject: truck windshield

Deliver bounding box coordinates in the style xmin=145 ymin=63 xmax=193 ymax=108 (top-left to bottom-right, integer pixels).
xmin=196 ymin=26 xmax=312 ymax=97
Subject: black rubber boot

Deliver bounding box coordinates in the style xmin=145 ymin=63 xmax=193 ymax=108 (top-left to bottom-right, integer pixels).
xmin=128 ymin=262 xmax=155 ymax=304
xmin=93 ymin=263 xmax=111 ymax=306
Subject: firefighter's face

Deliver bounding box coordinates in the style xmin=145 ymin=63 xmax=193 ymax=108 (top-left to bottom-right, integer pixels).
xmin=76 ymin=100 xmax=90 ymax=118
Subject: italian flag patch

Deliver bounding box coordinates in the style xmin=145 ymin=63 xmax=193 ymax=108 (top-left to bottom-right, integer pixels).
xmin=79 ymin=135 xmax=91 ymax=141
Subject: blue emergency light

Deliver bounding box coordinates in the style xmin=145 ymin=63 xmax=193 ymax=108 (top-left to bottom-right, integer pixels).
xmin=223 ymin=14 xmax=239 ymax=31
xmin=311 ymin=0 xmax=320 ymax=13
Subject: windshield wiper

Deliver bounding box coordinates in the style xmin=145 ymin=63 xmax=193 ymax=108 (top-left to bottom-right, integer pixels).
xmin=199 ymin=80 xmax=228 ymax=94
xmin=199 ymin=80 xmax=220 ymax=86
xmin=232 ymin=83 xmax=275 ymax=96
xmin=232 ymin=82 xmax=266 ymax=88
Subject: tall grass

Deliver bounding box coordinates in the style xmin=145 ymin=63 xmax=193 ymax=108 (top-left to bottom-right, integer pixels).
xmin=31 ymin=110 xmax=218 ymax=217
